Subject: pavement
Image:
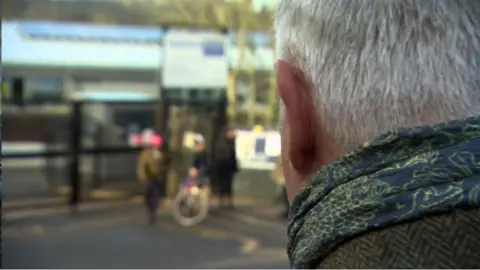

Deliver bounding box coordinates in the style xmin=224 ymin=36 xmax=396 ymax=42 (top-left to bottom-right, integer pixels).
xmin=2 ymin=167 xmax=139 ymax=209
xmin=3 ymin=198 xmax=290 ymax=269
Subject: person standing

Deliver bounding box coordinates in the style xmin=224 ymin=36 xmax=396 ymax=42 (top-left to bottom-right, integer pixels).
xmin=213 ymin=127 xmax=238 ymax=209
xmin=137 ymin=137 xmax=170 ymax=224
xmin=190 ymin=135 xmax=210 ymax=194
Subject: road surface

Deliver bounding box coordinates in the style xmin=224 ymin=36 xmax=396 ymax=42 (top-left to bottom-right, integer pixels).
xmin=3 ymin=202 xmax=289 ymax=269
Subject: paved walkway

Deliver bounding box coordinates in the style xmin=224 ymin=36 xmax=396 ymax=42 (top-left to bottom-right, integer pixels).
xmin=3 ymin=199 xmax=289 ymax=269
xmin=233 ymin=203 xmax=289 ymax=224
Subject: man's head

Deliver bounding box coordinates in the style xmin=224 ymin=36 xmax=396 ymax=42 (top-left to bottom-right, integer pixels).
xmin=193 ymin=134 xmax=206 ymax=152
xmin=275 ymin=0 xmax=480 ymax=200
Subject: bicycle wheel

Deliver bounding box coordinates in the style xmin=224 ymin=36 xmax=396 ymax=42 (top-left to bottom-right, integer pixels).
xmin=171 ymin=189 xmax=209 ymax=226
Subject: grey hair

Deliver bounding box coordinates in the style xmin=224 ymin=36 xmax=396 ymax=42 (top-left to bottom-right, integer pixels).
xmin=276 ymin=0 xmax=480 ymax=151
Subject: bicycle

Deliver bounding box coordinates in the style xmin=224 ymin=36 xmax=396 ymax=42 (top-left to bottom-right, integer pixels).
xmin=171 ymin=177 xmax=209 ymax=226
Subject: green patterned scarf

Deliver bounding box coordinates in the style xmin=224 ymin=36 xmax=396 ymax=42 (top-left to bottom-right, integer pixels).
xmin=287 ymin=116 xmax=480 ymax=269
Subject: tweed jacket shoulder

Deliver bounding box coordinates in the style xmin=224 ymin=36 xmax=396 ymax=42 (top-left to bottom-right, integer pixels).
xmin=318 ymin=208 xmax=480 ymax=269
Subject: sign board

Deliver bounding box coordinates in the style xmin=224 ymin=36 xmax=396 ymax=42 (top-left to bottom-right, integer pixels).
xmin=235 ymin=130 xmax=281 ymax=170
xmin=162 ymin=31 xmax=229 ymax=89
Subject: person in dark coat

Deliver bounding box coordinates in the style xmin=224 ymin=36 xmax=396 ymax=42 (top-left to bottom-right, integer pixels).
xmin=190 ymin=134 xmax=210 ymax=192
xmin=137 ymin=139 xmax=170 ymax=224
xmin=213 ymin=127 xmax=238 ymax=209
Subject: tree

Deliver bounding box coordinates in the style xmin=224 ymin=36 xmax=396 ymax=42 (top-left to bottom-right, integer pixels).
xmin=2 ymin=0 xmax=273 ymax=31
xmin=2 ymin=0 xmax=29 ymax=19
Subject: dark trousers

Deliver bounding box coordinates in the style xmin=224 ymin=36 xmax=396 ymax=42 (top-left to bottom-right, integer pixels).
xmin=211 ymin=176 xmax=220 ymax=197
xmin=145 ymin=179 xmax=164 ymax=215
xmin=218 ymin=173 xmax=234 ymax=203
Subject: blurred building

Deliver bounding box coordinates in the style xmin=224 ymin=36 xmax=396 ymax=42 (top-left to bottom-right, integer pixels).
xmin=2 ymin=20 xmax=276 ymax=129
xmin=2 ymin=1 xmax=280 ymax=201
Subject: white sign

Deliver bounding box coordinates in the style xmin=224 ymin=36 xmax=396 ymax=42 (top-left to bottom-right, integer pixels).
xmin=265 ymin=132 xmax=281 ymax=156
xmin=162 ymin=31 xmax=229 ymax=89
xmin=235 ymin=130 xmax=281 ymax=170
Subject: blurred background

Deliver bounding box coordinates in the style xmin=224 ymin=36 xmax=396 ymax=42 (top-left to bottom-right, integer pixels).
xmin=2 ymin=0 xmax=289 ymax=268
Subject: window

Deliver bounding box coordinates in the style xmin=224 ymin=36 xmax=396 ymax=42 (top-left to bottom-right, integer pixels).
xmin=26 ymin=77 xmax=64 ymax=104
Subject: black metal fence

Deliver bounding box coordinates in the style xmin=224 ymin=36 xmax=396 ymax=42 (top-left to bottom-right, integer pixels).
xmin=3 ymin=111 xmax=69 ymax=201
xmin=2 ymin=94 xmax=227 ymax=208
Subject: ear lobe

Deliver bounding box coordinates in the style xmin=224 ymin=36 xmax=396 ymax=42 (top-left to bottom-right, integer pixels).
xmin=287 ymin=108 xmax=317 ymax=174
xmin=276 ymin=60 xmax=318 ymax=175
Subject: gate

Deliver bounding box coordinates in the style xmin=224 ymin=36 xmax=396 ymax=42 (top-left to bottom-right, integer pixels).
xmin=164 ymin=105 xmax=226 ymax=197
xmin=80 ymin=97 xmax=226 ymax=199
xmin=2 ymin=93 xmax=227 ymax=208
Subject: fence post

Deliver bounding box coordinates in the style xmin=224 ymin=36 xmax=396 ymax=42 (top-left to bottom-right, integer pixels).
xmin=92 ymin=124 xmax=103 ymax=190
xmin=69 ymin=98 xmax=82 ymax=213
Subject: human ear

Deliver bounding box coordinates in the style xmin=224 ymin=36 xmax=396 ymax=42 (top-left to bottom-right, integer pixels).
xmin=276 ymin=60 xmax=319 ymax=175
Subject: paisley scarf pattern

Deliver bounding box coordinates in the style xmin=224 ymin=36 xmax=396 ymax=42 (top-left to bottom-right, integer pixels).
xmin=287 ymin=116 xmax=480 ymax=269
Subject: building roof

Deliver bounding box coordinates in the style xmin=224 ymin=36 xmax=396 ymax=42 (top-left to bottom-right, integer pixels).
xmin=2 ymin=20 xmax=275 ymax=71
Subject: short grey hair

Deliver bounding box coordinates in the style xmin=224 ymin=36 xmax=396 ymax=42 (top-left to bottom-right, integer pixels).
xmin=276 ymin=0 xmax=480 ymax=151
